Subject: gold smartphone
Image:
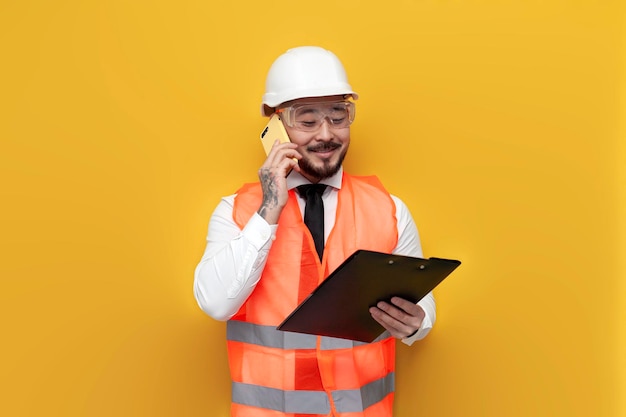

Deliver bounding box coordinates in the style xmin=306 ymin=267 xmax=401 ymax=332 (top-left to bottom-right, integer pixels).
xmin=260 ymin=113 xmax=291 ymax=155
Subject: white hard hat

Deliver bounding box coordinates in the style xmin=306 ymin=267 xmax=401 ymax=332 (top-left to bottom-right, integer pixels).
xmin=261 ymin=46 xmax=359 ymax=116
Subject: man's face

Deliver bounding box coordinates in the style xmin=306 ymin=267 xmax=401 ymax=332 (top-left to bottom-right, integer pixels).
xmin=280 ymin=96 xmax=351 ymax=183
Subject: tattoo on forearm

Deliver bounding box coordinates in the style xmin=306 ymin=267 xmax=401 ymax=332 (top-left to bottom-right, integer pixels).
xmin=258 ymin=169 xmax=279 ymax=217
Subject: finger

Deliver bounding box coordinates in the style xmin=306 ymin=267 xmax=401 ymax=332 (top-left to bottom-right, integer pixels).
xmin=371 ymin=300 xmax=423 ymax=338
xmin=263 ymin=142 xmax=301 ymax=169
xmin=389 ymin=297 xmax=422 ymax=316
xmin=375 ymin=300 xmax=409 ymax=320
xmin=369 ymin=305 xmax=412 ymax=339
xmin=267 ymin=140 xmax=299 ymax=159
xmin=371 ymin=314 xmax=407 ymax=339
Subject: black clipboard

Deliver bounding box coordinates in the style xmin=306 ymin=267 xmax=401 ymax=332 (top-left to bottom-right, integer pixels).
xmin=277 ymin=250 xmax=461 ymax=343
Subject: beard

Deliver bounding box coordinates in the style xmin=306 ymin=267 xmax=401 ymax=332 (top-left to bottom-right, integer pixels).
xmin=298 ymin=142 xmax=348 ymax=181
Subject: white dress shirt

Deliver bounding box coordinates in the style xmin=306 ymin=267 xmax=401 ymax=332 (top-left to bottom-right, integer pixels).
xmin=194 ymin=168 xmax=435 ymax=346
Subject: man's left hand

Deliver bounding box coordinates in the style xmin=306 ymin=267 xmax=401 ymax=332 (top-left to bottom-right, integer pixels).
xmin=369 ymin=296 xmax=425 ymax=340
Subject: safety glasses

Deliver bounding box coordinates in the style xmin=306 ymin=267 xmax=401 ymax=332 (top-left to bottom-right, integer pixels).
xmin=276 ymin=101 xmax=356 ymax=132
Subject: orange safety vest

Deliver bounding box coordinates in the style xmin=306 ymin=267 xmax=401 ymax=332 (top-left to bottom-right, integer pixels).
xmin=229 ymin=173 xmax=399 ymax=417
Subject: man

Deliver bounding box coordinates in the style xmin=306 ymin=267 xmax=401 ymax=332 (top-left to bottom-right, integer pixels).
xmin=194 ymin=46 xmax=435 ymax=417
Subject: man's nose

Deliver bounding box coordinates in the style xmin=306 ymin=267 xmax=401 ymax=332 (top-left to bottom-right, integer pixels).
xmin=315 ymin=118 xmax=334 ymax=140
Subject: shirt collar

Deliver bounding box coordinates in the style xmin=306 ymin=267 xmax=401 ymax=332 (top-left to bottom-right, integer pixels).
xmin=287 ymin=166 xmax=343 ymax=191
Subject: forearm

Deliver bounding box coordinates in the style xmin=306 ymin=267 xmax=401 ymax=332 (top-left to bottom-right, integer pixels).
xmin=193 ymin=197 xmax=275 ymax=321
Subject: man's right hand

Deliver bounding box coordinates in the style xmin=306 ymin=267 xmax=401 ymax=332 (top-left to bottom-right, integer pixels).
xmin=257 ymin=140 xmax=301 ymax=224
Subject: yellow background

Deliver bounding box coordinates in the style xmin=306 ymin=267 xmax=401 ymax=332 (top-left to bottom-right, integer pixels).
xmin=1 ymin=1 xmax=623 ymax=416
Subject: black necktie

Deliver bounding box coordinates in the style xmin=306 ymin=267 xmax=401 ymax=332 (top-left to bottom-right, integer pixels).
xmin=297 ymin=184 xmax=327 ymax=261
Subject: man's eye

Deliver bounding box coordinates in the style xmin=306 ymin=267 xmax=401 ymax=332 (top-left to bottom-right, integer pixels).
xmin=331 ymin=117 xmax=346 ymax=124
xmin=330 ymin=109 xmax=348 ymax=117
xmin=299 ymin=121 xmax=318 ymax=127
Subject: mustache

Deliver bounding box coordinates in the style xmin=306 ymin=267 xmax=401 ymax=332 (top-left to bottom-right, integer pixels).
xmin=308 ymin=142 xmax=341 ymax=152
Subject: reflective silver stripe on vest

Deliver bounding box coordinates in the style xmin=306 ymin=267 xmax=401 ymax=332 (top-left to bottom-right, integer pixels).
xmin=333 ymin=372 xmax=395 ymax=413
xmin=232 ymin=373 xmax=394 ymax=414
xmin=232 ymin=382 xmax=331 ymax=414
xmin=319 ymin=330 xmax=392 ymax=349
xmin=227 ymin=321 xmax=318 ymax=349
xmin=227 ymin=320 xmax=392 ymax=350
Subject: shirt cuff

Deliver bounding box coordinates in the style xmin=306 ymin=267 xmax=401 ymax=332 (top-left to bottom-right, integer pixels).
xmin=401 ymin=310 xmax=433 ymax=346
xmin=242 ymin=212 xmax=277 ymax=250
